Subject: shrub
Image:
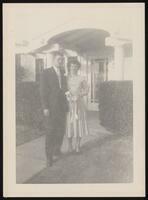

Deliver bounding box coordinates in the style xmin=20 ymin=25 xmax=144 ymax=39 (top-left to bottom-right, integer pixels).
xmin=98 ymin=81 xmax=133 ymax=134
xmin=16 ymin=82 xmax=44 ymax=129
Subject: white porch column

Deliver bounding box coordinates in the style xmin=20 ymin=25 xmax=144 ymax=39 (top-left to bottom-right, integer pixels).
xmin=105 ymin=37 xmax=129 ymax=80
xmin=114 ymin=45 xmax=124 ymax=80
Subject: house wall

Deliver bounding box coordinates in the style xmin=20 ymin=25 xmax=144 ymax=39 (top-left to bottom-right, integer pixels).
xmin=20 ymin=54 xmax=36 ymax=82
xmin=124 ymin=57 xmax=133 ymax=80
xmin=107 ymin=56 xmax=133 ymax=81
xmin=16 ymin=47 xmax=133 ymax=84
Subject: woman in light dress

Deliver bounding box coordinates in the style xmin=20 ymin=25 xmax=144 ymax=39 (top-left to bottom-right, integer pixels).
xmin=65 ymin=59 xmax=89 ymax=153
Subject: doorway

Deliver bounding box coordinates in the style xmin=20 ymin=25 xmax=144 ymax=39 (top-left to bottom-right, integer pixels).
xmin=87 ymin=58 xmax=108 ymax=110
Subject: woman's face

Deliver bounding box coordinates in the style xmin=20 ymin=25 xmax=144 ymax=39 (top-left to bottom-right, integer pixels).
xmin=70 ymin=64 xmax=79 ymax=75
xmin=54 ymin=55 xmax=64 ymax=68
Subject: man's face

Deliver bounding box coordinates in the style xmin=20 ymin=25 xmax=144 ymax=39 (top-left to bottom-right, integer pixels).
xmin=54 ymin=55 xmax=64 ymax=68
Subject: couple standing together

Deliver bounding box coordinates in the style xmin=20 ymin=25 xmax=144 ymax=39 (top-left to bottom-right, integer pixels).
xmin=40 ymin=51 xmax=89 ymax=167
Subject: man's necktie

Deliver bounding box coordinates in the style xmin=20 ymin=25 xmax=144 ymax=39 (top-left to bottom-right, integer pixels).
xmin=60 ymin=69 xmax=67 ymax=91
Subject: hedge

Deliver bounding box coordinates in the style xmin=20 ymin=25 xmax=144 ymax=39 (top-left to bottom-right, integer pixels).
xmin=16 ymin=82 xmax=44 ymax=129
xmin=98 ymin=81 xmax=133 ymax=134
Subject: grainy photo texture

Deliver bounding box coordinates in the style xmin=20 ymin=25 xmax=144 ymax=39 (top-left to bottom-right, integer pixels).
xmin=3 ymin=3 xmax=145 ymax=197
xmin=15 ymin=5 xmax=133 ymax=184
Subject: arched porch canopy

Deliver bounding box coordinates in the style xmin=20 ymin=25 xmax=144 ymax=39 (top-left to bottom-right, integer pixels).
xmin=33 ymin=28 xmax=114 ymax=59
xmin=26 ymin=15 xmax=133 ymax=55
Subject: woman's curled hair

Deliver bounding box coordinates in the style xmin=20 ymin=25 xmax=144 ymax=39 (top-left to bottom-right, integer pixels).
xmin=67 ymin=59 xmax=81 ymax=71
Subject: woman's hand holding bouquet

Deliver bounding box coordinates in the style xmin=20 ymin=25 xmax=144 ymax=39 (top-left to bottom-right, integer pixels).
xmin=65 ymin=90 xmax=78 ymax=102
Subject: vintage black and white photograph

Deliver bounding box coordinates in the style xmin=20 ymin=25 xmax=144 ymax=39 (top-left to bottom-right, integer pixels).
xmin=3 ymin=3 xmax=145 ymax=197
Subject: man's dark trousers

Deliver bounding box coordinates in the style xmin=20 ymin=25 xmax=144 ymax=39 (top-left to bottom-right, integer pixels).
xmin=44 ymin=110 xmax=67 ymax=162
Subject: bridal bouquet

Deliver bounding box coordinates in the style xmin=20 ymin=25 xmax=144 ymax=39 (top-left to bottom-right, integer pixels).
xmin=65 ymin=91 xmax=78 ymax=102
xmin=65 ymin=91 xmax=79 ymax=121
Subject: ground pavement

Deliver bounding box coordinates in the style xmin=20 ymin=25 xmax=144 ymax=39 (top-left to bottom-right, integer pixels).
xmin=16 ymin=112 xmax=133 ymax=183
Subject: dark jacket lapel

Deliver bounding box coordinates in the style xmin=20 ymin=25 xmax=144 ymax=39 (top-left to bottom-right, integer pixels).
xmin=50 ymin=67 xmax=60 ymax=89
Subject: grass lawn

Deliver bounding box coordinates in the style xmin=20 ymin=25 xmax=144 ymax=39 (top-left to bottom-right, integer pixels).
xmin=16 ymin=124 xmax=45 ymax=146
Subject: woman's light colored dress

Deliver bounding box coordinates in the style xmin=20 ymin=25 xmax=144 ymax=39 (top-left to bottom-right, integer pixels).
xmin=66 ymin=75 xmax=89 ymax=138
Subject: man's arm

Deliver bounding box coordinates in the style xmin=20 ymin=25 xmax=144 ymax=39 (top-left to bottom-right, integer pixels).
xmin=40 ymin=70 xmax=50 ymax=116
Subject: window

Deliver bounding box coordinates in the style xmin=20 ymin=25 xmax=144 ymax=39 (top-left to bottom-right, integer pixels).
xmin=35 ymin=59 xmax=44 ymax=82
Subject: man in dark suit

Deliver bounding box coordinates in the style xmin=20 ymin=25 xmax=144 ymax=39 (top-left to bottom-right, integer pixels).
xmin=40 ymin=51 xmax=68 ymax=167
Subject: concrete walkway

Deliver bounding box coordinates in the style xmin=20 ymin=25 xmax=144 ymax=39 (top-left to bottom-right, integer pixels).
xmin=16 ymin=113 xmax=133 ymax=183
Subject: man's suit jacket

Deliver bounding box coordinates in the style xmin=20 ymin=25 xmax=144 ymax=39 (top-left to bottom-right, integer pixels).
xmin=40 ymin=67 xmax=69 ymax=121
